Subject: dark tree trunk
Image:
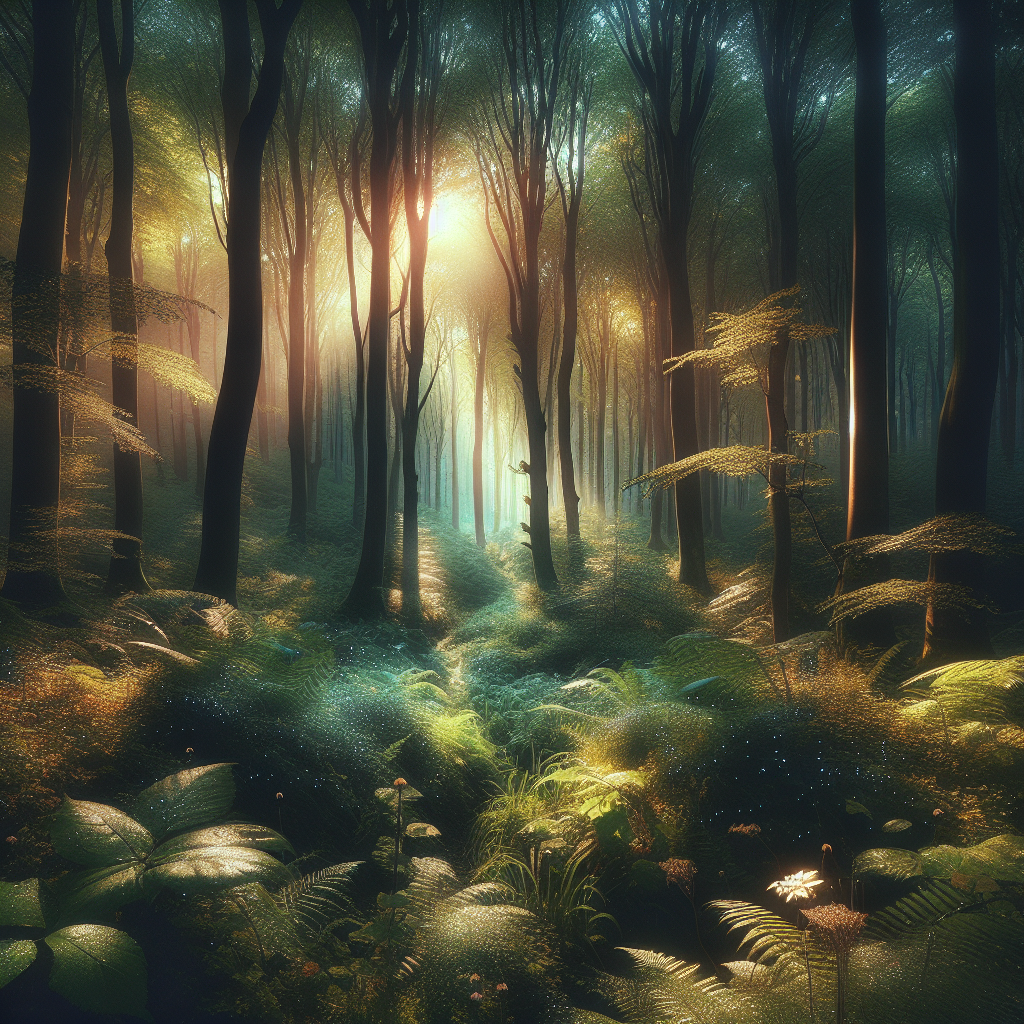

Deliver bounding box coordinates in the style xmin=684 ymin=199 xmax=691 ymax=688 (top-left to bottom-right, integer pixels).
xmin=342 ymin=0 xmax=407 ymax=618
xmin=923 ymin=0 xmax=1001 ymax=662
xmin=843 ymin=0 xmax=893 ymax=641
xmin=98 ymin=0 xmax=148 ymax=592
xmin=193 ymin=0 xmax=301 ymax=604
xmin=648 ymin=288 xmax=669 ymax=550
xmin=2 ymin=0 xmax=74 ymax=605
xmin=558 ymin=196 xmax=581 ymax=539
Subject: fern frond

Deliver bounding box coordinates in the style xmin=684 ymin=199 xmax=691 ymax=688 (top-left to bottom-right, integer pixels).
xmin=837 ymin=513 xmax=1019 ymax=560
xmin=624 ymin=445 xmax=804 ymax=498
xmin=710 ymin=899 xmax=830 ymax=973
xmin=819 ymin=580 xmax=997 ymax=624
xmin=274 ymin=861 xmax=360 ymax=940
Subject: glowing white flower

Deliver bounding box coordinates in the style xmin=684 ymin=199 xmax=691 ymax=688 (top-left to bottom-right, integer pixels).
xmin=767 ymin=869 xmax=824 ymax=902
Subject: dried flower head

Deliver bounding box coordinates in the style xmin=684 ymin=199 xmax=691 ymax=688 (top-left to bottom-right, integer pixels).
xmin=802 ymin=903 xmax=868 ymax=955
xmin=276 ymin=792 xmax=284 ymax=800
xmin=659 ymin=858 xmax=698 ymax=891
xmin=821 ymin=843 xmax=832 ymax=854
xmin=768 ymin=869 xmax=824 ymax=902
xmin=496 ymin=982 xmax=508 ymax=992
xmin=470 ymin=991 xmax=483 ymax=1002
xmin=5 ymin=836 xmax=16 ymax=844
xmin=394 ymin=778 xmax=408 ymax=789
xmin=469 ymin=974 xmax=481 ymax=983
xmin=301 ymin=961 xmax=320 ymax=977
xmin=933 ymin=808 xmax=944 ymax=816
xmin=186 ymin=747 xmax=193 ymax=754
xmin=729 ymin=823 xmax=762 ymax=837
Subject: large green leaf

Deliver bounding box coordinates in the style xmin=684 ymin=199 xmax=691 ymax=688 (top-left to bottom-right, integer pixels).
xmin=853 ymin=847 xmax=924 ymax=882
xmin=55 ymin=863 xmax=145 ymax=923
xmin=145 ymin=846 xmax=293 ymax=895
xmin=51 ymin=799 xmax=153 ymax=867
xmin=920 ymin=834 xmax=1024 ymax=882
xmin=45 ymin=924 xmax=149 ymax=1019
xmin=0 ymin=939 xmax=37 ymax=989
xmin=149 ymin=823 xmax=293 ymax=861
xmin=130 ymin=763 xmax=236 ymax=840
xmin=0 ymin=878 xmax=44 ymax=928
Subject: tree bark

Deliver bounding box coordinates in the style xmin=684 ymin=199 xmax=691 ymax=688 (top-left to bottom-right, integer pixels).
xmin=842 ymin=0 xmax=893 ymax=641
xmin=193 ymin=0 xmax=302 ymax=604
xmin=923 ymin=0 xmax=1001 ymax=662
xmin=2 ymin=0 xmax=74 ymax=605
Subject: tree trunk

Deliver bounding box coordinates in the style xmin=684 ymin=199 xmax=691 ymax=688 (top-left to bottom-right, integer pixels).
xmin=194 ymin=0 xmax=300 ymax=604
xmin=450 ymin=349 xmax=459 ymax=531
xmin=2 ymin=0 xmax=75 ymax=605
xmin=472 ymin=319 xmax=488 ymax=547
xmin=923 ymin=0 xmax=1001 ymax=662
xmin=558 ymin=200 xmax=581 ymax=538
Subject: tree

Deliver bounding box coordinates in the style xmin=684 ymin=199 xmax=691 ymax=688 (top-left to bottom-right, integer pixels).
xmin=475 ymin=0 xmax=577 ymax=592
xmin=842 ymin=0 xmax=891 ymax=639
xmin=552 ymin=45 xmax=591 ymax=541
xmin=399 ymin=0 xmax=450 ymax=620
xmin=923 ymin=0 xmax=1001 ymax=662
xmin=1 ymin=1 xmax=75 ymax=606
xmin=98 ymin=0 xmax=149 ymax=593
xmin=610 ymin=0 xmax=726 ymax=594
xmin=341 ymin=0 xmax=409 ymax=618
xmin=750 ymin=0 xmax=839 ymax=641
xmin=193 ymin=0 xmax=303 ymax=605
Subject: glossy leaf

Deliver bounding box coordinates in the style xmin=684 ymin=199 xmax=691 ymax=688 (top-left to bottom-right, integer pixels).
xmin=0 ymin=878 xmax=44 ymax=928
xmin=148 ymin=823 xmax=293 ymax=862
xmin=920 ymin=835 xmax=1024 ymax=882
xmin=0 ymin=939 xmax=37 ymax=989
xmin=51 ymin=799 xmax=153 ymax=867
xmin=55 ymin=863 xmax=145 ymax=923
xmin=45 ymin=925 xmax=149 ymax=1019
xmin=405 ymin=822 xmax=441 ymax=839
xmin=853 ymin=847 xmax=924 ymax=882
xmin=144 ymin=846 xmax=293 ymax=895
xmin=131 ymin=763 xmax=236 ymax=840
xmin=882 ymin=818 xmax=912 ymax=833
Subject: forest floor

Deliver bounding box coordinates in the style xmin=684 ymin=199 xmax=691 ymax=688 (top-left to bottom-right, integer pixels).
xmin=1 ymin=452 xmax=1022 ymax=1023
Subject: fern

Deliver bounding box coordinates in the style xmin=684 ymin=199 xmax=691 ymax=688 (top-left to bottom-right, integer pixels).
xmin=710 ymin=899 xmax=830 ymax=975
xmin=837 ymin=513 xmax=1019 ymax=560
xmin=819 ymin=580 xmax=997 ymax=625
xmin=274 ymin=861 xmax=360 ymax=941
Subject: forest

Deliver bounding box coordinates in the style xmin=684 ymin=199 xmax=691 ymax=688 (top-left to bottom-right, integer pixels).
xmin=0 ymin=0 xmax=1022 ymax=1021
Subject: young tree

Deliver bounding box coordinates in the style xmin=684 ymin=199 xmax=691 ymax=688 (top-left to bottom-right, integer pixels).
xmin=475 ymin=0 xmax=576 ymax=592
xmin=610 ymin=0 xmax=726 ymax=594
xmin=2 ymin=1 xmax=75 ymax=605
xmin=923 ymin=0 xmax=1001 ymax=661
xmin=193 ymin=0 xmax=303 ymax=604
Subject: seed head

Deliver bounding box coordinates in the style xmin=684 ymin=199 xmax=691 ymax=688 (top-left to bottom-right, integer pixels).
xmin=802 ymin=903 xmax=868 ymax=955
xmin=496 ymin=982 xmax=508 ymax=993
xmin=470 ymin=991 xmax=483 ymax=1002
xmin=394 ymin=778 xmax=408 ymax=789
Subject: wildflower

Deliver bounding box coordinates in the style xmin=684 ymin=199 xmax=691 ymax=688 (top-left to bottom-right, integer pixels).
xmin=496 ymin=982 xmax=508 ymax=992
xmin=469 ymin=974 xmax=481 ymax=983
xmin=802 ymin=903 xmax=868 ymax=956
xmin=768 ymin=869 xmax=824 ymax=902
xmin=470 ymin=992 xmax=483 ymax=1002
xmin=728 ymin=823 xmax=762 ymax=836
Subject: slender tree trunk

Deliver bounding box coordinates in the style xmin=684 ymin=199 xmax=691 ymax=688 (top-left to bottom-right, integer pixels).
xmin=558 ymin=201 xmax=581 ymax=538
xmin=450 ymin=348 xmax=459 ymax=531
xmin=2 ymin=0 xmax=75 ymax=605
xmin=923 ymin=0 xmax=1001 ymax=662
xmin=648 ymin=290 xmax=669 ymax=550
xmin=194 ymin=0 xmax=301 ymax=604
xmin=472 ymin=320 xmax=489 ymax=547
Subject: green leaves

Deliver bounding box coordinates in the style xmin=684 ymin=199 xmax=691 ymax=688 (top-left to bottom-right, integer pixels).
xmin=51 ymin=799 xmax=154 ymax=866
xmin=49 ymin=766 xmax=293 ymax=917
xmin=0 ymin=939 xmax=37 ymax=988
xmin=854 ymin=834 xmax=1024 ymax=884
xmin=0 ymin=878 xmax=45 ymax=928
xmin=131 ymin=762 xmax=236 ymax=840
xmin=45 ymin=925 xmax=149 ymax=1019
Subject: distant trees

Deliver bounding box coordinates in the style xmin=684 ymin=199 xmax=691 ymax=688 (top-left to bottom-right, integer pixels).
xmin=193 ymin=0 xmax=302 ymax=604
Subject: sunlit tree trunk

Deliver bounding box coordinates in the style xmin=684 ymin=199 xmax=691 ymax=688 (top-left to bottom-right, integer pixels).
xmin=923 ymin=0 xmax=1000 ymax=662
xmin=2 ymin=0 xmax=74 ymax=605
xmin=472 ymin=315 xmax=489 ymax=547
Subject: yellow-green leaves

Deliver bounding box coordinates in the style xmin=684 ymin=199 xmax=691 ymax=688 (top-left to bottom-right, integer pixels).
xmin=51 ymin=799 xmax=155 ymax=867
